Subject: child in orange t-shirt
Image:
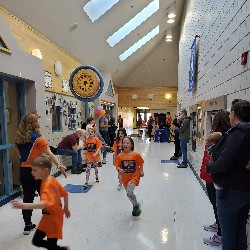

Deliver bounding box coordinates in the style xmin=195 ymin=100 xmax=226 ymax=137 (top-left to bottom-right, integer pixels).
xmin=83 ymin=125 xmax=102 ymax=188
xmin=115 ymin=136 xmax=144 ymax=216
xmin=112 ymin=128 xmax=127 ymax=191
xmin=12 ymin=155 xmax=70 ymax=250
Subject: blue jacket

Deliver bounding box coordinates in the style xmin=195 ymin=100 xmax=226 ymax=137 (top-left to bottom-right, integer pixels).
xmin=206 ymin=122 xmax=250 ymax=191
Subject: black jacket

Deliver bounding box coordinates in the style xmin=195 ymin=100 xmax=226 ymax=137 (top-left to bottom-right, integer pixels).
xmin=206 ymin=122 xmax=250 ymax=192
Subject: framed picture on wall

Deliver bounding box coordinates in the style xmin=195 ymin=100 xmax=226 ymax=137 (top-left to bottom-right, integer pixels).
xmin=44 ymin=71 xmax=52 ymax=88
xmin=196 ymin=101 xmax=205 ymax=141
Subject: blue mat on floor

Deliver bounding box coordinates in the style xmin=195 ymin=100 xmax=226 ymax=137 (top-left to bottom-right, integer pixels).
xmin=64 ymin=184 xmax=93 ymax=193
xmin=161 ymin=160 xmax=180 ymax=164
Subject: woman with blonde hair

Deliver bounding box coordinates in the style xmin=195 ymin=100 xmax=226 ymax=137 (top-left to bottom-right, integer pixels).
xmin=15 ymin=112 xmax=67 ymax=235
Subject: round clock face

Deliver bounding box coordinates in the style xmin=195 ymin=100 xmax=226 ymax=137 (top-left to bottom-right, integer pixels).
xmin=72 ymin=68 xmax=100 ymax=99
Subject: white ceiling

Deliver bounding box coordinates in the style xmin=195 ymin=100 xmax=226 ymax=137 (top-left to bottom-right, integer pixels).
xmin=0 ymin=0 xmax=185 ymax=87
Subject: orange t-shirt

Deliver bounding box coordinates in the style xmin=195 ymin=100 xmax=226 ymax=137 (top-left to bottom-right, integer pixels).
xmin=166 ymin=116 xmax=172 ymax=126
xmin=112 ymin=140 xmax=123 ymax=166
xmin=16 ymin=133 xmax=48 ymax=167
xmin=38 ymin=177 xmax=68 ymax=239
xmin=84 ymin=136 xmax=102 ymax=162
xmin=115 ymin=151 xmax=144 ymax=186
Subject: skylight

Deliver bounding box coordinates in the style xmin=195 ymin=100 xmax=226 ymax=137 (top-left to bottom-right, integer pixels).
xmin=83 ymin=0 xmax=120 ymax=22
xmin=119 ymin=25 xmax=159 ymax=61
xmin=107 ymin=0 xmax=159 ymax=47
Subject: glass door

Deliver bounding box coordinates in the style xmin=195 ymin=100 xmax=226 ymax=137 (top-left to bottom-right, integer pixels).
xmin=0 ymin=77 xmax=25 ymax=198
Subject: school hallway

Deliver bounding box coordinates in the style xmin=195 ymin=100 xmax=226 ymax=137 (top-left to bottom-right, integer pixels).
xmin=0 ymin=137 xmax=221 ymax=250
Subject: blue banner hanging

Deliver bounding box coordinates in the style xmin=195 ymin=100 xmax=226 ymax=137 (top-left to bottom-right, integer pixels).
xmin=188 ymin=38 xmax=197 ymax=92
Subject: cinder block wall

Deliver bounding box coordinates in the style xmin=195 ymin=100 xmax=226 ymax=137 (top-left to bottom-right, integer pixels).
xmin=179 ymin=0 xmax=250 ymax=246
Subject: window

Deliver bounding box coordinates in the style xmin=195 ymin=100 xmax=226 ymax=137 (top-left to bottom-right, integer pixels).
xmin=119 ymin=26 xmax=159 ymax=61
xmin=52 ymin=106 xmax=62 ymax=132
xmin=83 ymin=0 xmax=120 ymax=22
xmin=107 ymin=0 xmax=159 ymax=47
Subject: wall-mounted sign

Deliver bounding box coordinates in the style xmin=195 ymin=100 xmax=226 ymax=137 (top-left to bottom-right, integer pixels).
xmin=69 ymin=65 xmax=104 ymax=102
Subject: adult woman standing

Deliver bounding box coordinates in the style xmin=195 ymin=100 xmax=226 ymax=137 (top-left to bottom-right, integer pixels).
xmin=15 ymin=113 xmax=67 ymax=235
xmin=201 ymin=110 xmax=231 ymax=246
xmin=206 ymin=99 xmax=250 ymax=250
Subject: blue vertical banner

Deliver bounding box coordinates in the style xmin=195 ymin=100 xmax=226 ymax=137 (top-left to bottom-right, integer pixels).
xmin=188 ymin=38 xmax=197 ymax=92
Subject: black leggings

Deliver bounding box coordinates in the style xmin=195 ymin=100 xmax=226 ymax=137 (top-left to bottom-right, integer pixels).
xmin=32 ymin=229 xmax=61 ymax=249
xmin=20 ymin=167 xmax=41 ymax=225
xmin=206 ymin=182 xmax=222 ymax=236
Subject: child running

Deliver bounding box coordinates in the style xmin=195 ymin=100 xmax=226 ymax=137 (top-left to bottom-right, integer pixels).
xmin=12 ymin=155 xmax=70 ymax=250
xmin=112 ymin=128 xmax=127 ymax=190
xmin=83 ymin=125 xmax=102 ymax=188
xmin=115 ymin=136 xmax=144 ymax=216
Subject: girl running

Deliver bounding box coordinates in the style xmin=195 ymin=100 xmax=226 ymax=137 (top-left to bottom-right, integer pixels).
xmin=83 ymin=125 xmax=102 ymax=188
xmin=115 ymin=136 xmax=144 ymax=216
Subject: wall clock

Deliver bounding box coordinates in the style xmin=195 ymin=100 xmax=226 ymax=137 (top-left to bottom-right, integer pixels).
xmin=69 ymin=65 xmax=104 ymax=102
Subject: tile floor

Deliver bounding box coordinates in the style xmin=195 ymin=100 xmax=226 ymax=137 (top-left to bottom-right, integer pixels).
xmin=0 ymin=136 xmax=221 ymax=250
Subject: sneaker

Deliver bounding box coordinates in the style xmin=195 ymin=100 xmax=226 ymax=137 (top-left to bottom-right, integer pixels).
xmin=117 ymin=184 xmax=122 ymax=191
xmin=83 ymin=183 xmax=88 ymax=188
xmin=203 ymin=223 xmax=218 ymax=232
xmin=96 ymin=177 xmax=99 ymax=183
xmin=132 ymin=203 xmax=141 ymax=217
xmin=71 ymin=169 xmax=81 ymax=174
xmin=170 ymin=156 xmax=179 ymax=160
xmin=23 ymin=224 xmax=36 ymax=235
xmin=98 ymin=162 xmax=102 ymax=167
xmin=203 ymin=234 xmax=221 ymax=246
xmin=177 ymin=162 xmax=187 ymax=168
xmin=77 ymin=167 xmax=86 ymax=173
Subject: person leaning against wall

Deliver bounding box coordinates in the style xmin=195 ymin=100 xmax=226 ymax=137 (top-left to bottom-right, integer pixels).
xmin=57 ymin=128 xmax=85 ymax=174
xmin=15 ymin=112 xmax=67 ymax=235
xmin=206 ymin=99 xmax=250 ymax=250
xmin=176 ymin=110 xmax=191 ymax=168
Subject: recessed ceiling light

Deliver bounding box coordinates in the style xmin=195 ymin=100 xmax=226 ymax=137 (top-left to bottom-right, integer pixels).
xmin=167 ymin=19 xmax=175 ymax=23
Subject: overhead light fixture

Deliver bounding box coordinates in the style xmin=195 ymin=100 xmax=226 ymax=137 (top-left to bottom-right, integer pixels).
xmin=31 ymin=49 xmax=42 ymax=59
xmin=167 ymin=19 xmax=175 ymax=24
xmin=165 ymin=28 xmax=172 ymax=39
xmin=148 ymin=94 xmax=153 ymax=100
xmin=132 ymin=94 xmax=138 ymax=100
xmin=166 ymin=38 xmax=172 ymax=42
xmin=168 ymin=2 xmax=176 ymax=19
xmin=165 ymin=93 xmax=172 ymax=99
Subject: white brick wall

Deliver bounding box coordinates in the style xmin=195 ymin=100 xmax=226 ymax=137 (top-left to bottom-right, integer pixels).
xmin=179 ymin=0 xmax=250 ymax=246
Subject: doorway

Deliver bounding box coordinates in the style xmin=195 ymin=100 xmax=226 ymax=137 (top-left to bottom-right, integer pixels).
xmin=0 ymin=77 xmax=25 ymax=201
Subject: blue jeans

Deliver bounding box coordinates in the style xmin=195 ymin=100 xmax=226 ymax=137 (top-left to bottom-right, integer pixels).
xmin=180 ymin=139 xmax=189 ymax=164
xmin=101 ymin=146 xmax=107 ymax=159
xmin=100 ymin=130 xmax=110 ymax=146
xmin=216 ymin=189 xmax=250 ymax=250
xmin=57 ymin=149 xmax=82 ymax=170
